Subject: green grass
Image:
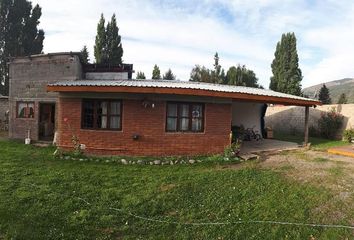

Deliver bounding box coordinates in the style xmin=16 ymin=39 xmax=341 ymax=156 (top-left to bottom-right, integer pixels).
xmin=274 ymin=132 xmax=350 ymax=151
xmin=0 ymin=140 xmax=352 ymax=239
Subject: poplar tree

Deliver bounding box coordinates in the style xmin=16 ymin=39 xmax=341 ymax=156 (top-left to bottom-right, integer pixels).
xmin=94 ymin=14 xmax=107 ymax=64
xmin=106 ymin=14 xmax=123 ymax=64
xmin=0 ymin=0 xmax=45 ymax=95
xmin=152 ymin=65 xmax=161 ymax=79
xmin=163 ymin=68 xmax=176 ymax=80
xmin=318 ymin=84 xmax=331 ymax=104
xmin=270 ymin=32 xmax=302 ymax=96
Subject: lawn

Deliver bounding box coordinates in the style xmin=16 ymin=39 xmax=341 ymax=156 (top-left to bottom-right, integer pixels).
xmin=0 ymin=140 xmax=353 ymax=239
xmin=273 ymin=132 xmax=350 ymax=150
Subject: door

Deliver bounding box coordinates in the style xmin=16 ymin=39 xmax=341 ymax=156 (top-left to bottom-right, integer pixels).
xmin=39 ymin=103 xmax=55 ymax=141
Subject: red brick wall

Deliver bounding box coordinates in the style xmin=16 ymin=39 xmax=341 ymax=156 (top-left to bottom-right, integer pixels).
xmin=58 ymin=98 xmax=232 ymax=156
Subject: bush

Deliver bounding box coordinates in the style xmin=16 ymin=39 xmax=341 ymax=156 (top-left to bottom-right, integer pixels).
xmin=318 ymin=108 xmax=343 ymax=139
xmin=224 ymin=140 xmax=242 ymax=158
xmin=343 ymin=128 xmax=354 ymax=143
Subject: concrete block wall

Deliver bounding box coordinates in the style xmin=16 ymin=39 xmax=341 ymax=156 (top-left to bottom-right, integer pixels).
xmin=8 ymin=54 xmax=82 ymax=140
xmin=0 ymin=97 xmax=9 ymax=121
xmin=265 ymin=104 xmax=354 ymax=137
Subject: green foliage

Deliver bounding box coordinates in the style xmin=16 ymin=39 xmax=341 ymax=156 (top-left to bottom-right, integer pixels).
xmin=226 ymin=65 xmax=262 ymax=88
xmin=136 ymin=71 xmax=146 ymax=79
xmin=317 ymin=108 xmax=343 ymax=139
xmin=224 ymin=140 xmax=242 ymax=158
xmin=337 ymin=93 xmax=347 ymax=104
xmin=1 ymin=140 xmax=352 ymax=239
xmin=79 ymin=45 xmax=90 ymax=64
xmin=94 ymin=14 xmax=106 ymax=64
xmin=318 ymin=84 xmax=332 ymax=104
xmin=0 ymin=0 xmax=45 ymax=95
xmin=343 ymin=128 xmax=354 ymax=143
xmin=152 ymin=64 xmax=161 ymax=79
xmin=162 ymin=68 xmax=176 ymax=80
xmin=269 ymin=32 xmax=302 ymax=96
xmin=190 ymin=53 xmax=262 ymax=88
xmin=94 ymin=13 xmax=123 ymax=64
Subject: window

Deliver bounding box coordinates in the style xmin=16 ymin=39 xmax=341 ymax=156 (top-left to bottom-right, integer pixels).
xmin=82 ymin=100 xmax=122 ymax=130
xmin=166 ymin=102 xmax=204 ymax=132
xmin=17 ymin=102 xmax=35 ymax=118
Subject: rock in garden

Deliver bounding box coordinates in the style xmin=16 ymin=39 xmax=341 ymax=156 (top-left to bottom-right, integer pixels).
xmin=188 ymin=159 xmax=196 ymax=164
xmin=121 ymin=159 xmax=128 ymax=165
xmin=154 ymin=160 xmax=161 ymax=165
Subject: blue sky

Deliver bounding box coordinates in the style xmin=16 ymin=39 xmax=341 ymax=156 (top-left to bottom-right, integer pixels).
xmin=32 ymin=0 xmax=354 ymax=88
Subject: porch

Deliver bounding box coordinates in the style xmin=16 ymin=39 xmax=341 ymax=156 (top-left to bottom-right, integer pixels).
xmin=240 ymin=139 xmax=300 ymax=154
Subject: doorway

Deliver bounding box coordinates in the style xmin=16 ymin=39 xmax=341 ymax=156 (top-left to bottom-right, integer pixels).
xmin=39 ymin=103 xmax=55 ymax=141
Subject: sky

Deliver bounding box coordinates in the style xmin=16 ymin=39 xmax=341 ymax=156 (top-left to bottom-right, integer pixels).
xmin=31 ymin=0 xmax=354 ymax=88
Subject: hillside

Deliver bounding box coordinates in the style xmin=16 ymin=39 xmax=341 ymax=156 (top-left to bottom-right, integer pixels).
xmin=303 ymin=78 xmax=354 ymax=103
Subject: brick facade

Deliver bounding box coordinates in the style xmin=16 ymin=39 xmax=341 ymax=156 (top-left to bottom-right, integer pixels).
xmin=0 ymin=97 xmax=8 ymax=121
xmin=58 ymin=97 xmax=232 ymax=156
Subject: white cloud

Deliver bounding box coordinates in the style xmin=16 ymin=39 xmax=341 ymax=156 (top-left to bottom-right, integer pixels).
xmin=31 ymin=0 xmax=354 ymax=88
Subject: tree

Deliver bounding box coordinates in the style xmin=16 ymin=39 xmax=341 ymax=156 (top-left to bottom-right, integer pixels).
xmin=318 ymin=84 xmax=331 ymax=104
xmin=212 ymin=52 xmax=224 ymax=83
xmin=269 ymin=32 xmax=302 ymax=96
xmin=337 ymin=93 xmax=348 ymax=104
xmin=163 ymin=68 xmax=176 ymax=80
xmin=106 ymin=14 xmax=123 ymax=65
xmin=152 ymin=65 xmax=161 ymax=79
xmin=190 ymin=65 xmax=212 ymax=83
xmin=94 ymin=13 xmax=123 ymax=65
xmin=0 ymin=0 xmax=45 ymax=95
xmin=94 ymin=14 xmax=107 ymax=64
xmin=136 ymin=71 xmax=146 ymax=79
xmin=225 ymin=65 xmax=262 ymax=88
xmin=80 ymin=45 xmax=90 ymax=64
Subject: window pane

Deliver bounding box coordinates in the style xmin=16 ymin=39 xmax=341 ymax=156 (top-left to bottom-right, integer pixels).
xmin=28 ymin=103 xmax=34 ymax=118
xmin=18 ymin=103 xmax=27 ymax=118
xmin=167 ymin=117 xmax=177 ymax=131
xmin=192 ymin=118 xmax=202 ymax=132
xmin=97 ymin=115 xmax=107 ymax=128
xmin=180 ymin=104 xmax=189 ymax=117
xmin=192 ymin=104 xmax=203 ymax=118
xmin=167 ymin=104 xmax=177 ymax=117
xmin=98 ymin=101 xmax=108 ymax=115
xmin=110 ymin=116 xmax=121 ymax=129
xmin=83 ymin=101 xmax=94 ymax=128
xmin=180 ymin=118 xmax=189 ymax=131
xmin=110 ymin=101 xmax=121 ymax=115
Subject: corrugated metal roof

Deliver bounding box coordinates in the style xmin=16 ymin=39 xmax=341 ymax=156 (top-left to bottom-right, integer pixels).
xmin=49 ymin=79 xmax=317 ymax=103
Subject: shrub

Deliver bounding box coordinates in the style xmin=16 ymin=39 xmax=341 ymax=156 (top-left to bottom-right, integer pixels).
xmin=343 ymin=128 xmax=354 ymax=143
xmin=318 ymin=108 xmax=343 ymax=139
xmin=224 ymin=140 xmax=242 ymax=158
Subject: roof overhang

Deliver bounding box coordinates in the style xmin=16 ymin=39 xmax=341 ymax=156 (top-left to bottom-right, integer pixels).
xmin=47 ymin=85 xmax=320 ymax=107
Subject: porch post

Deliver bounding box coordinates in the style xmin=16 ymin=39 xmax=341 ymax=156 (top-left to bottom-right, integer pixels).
xmin=304 ymin=106 xmax=309 ymax=146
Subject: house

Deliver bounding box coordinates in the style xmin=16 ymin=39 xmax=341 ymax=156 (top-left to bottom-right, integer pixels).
xmin=8 ymin=52 xmax=133 ymax=141
xmin=9 ymin=52 xmax=320 ymax=156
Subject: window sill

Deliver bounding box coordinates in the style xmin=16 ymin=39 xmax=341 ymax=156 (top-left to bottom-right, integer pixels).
xmin=80 ymin=129 xmax=123 ymax=133
xmin=165 ymin=131 xmax=205 ymax=135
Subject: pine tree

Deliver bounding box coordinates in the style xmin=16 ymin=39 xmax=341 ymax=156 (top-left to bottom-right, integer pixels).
xmin=337 ymin=93 xmax=347 ymax=104
xmin=163 ymin=68 xmax=176 ymax=80
xmin=318 ymin=84 xmax=331 ymax=104
xmin=269 ymin=32 xmax=302 ymax=96
xmin=80 ymin=45 xmax=90 ymax=64
xmin=94 ymin=14 xmax=107 ymax=64
xmin=0 ymin=0 xmax=45 ymax=96
xmin=152 ymin=65 xmax=161 ymax=79
xmin=136 ymin=71 xmax=146 ymax=79
xmin=106 ymin=14 xmax=123 ymax=65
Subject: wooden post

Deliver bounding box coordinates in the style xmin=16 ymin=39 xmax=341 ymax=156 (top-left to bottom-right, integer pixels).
xmin=304 ymin=106 xmax=309 ymax=146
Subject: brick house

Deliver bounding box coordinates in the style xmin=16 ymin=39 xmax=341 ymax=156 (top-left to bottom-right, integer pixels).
xmin=8 ymin=52 xmax=133 ymax=141
xmin=9 ymin=52 xmax=320 ymax=156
